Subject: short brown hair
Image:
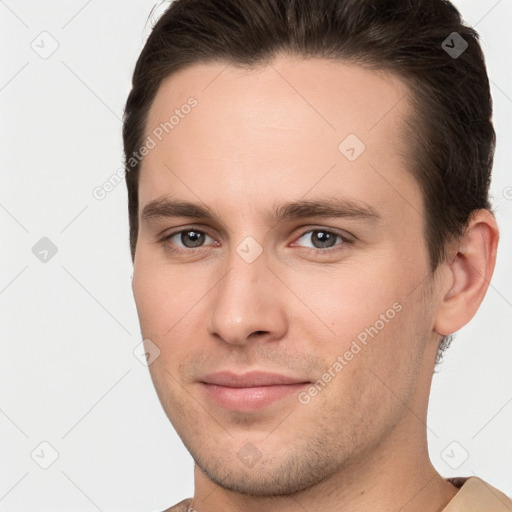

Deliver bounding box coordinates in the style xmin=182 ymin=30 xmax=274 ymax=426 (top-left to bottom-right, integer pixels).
xmin=122 ymin=0 xmax=496 ymax=362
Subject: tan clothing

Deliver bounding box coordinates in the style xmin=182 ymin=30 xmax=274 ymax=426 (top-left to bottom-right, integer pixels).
xmin=443 ymin=477 xmax=512 ymax=511
xmin=161 ymin=476 xmax=512 ymax=511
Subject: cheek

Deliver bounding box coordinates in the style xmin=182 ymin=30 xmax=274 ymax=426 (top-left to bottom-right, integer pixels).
xmin=303 ymin=300 xmax=426 ymax=451
xmin=132 ymin=259 xmax=216 ymax=376
xmin=285 ymin=263 xmax=425 ymax=395
xmin=132 ymin=258 xmax=195 ymax=336
xmin=281 ymin=261 xmax=403 ymax=343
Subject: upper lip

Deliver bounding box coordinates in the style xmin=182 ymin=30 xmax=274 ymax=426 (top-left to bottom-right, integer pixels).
xmin=200 ymin=371 xmax=310 ymax=388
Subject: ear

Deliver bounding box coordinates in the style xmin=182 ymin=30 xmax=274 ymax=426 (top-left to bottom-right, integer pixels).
xmin=434 ymin=209 xmax=499 ymax=336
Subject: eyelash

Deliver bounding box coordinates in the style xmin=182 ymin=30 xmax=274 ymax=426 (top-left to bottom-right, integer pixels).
xmin=159 ymin=226 xmax=353 ymax=256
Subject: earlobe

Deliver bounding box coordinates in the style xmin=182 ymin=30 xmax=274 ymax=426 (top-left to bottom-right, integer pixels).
xmin=434 ymin=209 xmax=499 ymax=336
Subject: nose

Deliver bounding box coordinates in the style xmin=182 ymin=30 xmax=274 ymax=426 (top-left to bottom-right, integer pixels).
xmin=206 ymin=245 xmax=288 ymax=346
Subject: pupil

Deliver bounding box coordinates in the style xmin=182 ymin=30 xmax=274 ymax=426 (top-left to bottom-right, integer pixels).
xmin=312 ymin=231 xmax=336 ymax=248
xmin=182 ymin=230 xmax=205 ymax=248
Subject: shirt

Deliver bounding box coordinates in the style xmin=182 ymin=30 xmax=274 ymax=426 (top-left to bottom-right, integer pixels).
xmin=160 ymin=476 xmax=512 ymax=511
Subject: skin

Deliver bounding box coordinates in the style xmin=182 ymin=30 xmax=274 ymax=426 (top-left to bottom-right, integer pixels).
xmin=131 ymin=55 xmax=499 ymax=512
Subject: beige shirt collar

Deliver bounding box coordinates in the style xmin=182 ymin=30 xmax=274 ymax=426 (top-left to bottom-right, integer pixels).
xmin=442 ymin=477 xmax=512 ymax=511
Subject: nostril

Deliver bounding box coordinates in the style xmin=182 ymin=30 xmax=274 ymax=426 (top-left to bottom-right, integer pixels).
xmin=250 ymin=330 xmax=268 ymax=337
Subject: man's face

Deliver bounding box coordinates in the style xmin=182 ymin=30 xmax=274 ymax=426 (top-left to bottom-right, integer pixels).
xmin=132 ymin=56 xmax=441 ymax=495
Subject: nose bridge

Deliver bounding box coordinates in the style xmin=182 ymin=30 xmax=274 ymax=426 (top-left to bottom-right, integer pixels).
xmin=206 ymin=239 xmax=286 ymax=344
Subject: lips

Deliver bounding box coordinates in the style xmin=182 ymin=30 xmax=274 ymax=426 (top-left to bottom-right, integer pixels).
xmin=198 ymin=371 xmax=310 ymax=411
xmin=200 ymin=370 xmax=309 ymax=387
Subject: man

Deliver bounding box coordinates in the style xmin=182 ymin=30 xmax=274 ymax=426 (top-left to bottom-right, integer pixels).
xmin=122 ymin=0 xmax=511 ymax=510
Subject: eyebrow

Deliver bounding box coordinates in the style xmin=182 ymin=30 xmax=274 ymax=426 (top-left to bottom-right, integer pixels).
xmin=140 ymin=196 xmax=381 ymax=225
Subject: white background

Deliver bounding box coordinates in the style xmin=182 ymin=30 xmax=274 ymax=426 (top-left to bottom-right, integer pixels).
xmin=0 ymin=1 xmax=511 ymax=510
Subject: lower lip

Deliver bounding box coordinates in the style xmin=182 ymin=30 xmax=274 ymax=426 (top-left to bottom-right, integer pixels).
xmin=200 ymin=382 xmax=308 ymax=411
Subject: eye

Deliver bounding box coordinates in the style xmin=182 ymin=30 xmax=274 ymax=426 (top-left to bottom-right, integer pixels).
xmin=294 ymin=229 xmax=347 ymax=250
xmin=162 ymin=228 xmax=217 ymax=250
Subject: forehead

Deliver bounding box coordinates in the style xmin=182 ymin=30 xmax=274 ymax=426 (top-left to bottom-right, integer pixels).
xmin=139 ymin=55 xmax=419 ymax=219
